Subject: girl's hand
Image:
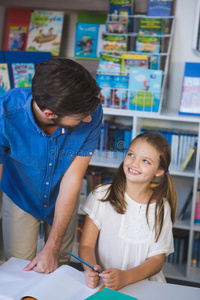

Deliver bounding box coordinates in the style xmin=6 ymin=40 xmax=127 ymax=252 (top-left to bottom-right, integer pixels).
xmin=85 ymin=264 xmax=102 ymax=289
xmin=99 ymin=268 xmax=126 ymax=290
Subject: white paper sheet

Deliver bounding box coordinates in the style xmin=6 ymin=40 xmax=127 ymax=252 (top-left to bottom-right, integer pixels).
xmin=0 ymin=257 xmax=100 ymax=300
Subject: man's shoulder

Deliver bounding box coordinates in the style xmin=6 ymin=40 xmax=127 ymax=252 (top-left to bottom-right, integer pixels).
xmin=91 ymin=103 xmax=103 ymax=125
xmin=0 ymin=87 xmax=32 ymax=118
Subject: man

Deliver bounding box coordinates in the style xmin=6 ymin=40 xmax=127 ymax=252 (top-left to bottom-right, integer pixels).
xmin=0 ymin=58 xmax=102 ymax=273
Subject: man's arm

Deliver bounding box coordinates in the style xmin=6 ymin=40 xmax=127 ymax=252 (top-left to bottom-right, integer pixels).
xmin=24 ymin=155 xmax=91 ymax=273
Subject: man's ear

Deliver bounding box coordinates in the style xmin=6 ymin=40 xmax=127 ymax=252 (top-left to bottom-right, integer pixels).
xmin=43 ymin=109 xmax=57 ymax=119
xmin=155 ymin=169 xmax=165 ymax=178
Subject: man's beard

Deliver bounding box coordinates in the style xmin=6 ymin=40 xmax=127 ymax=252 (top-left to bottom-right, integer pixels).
xmin=51 ymin=117 xmax=79 ymax=130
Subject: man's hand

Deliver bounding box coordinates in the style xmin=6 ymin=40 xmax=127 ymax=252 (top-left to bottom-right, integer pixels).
xmin=23 ymin=246 xmax=59 ymax=274
xmin=99 ymin=268 xmax=126 ymax=290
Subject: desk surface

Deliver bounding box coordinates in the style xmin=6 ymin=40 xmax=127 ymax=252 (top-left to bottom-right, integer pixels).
xmin=0 ymin=259 xmax=199 ymax=300
xmin=119 ymin=279 xmax=200 ymax=300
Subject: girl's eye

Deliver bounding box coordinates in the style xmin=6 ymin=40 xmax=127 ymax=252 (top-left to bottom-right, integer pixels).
xmin=143 ymin=159 xmax=150 ymax=164
xmin=127 ymin=152 xmax=134 ymax=157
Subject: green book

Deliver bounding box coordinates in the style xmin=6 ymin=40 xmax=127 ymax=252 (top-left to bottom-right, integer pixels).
xmin=85 ymin=287 xmax=138 ymax=299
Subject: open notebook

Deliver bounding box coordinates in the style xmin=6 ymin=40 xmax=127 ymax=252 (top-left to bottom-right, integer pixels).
xmin=0 ymin=257 xmax=101 ymax=300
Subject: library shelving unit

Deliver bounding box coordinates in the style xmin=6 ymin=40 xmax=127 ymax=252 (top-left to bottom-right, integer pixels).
xmin=97 ymin=14 xmax=175 ymax=114
xmin=1 ymin=0 xmax=200 ymax=287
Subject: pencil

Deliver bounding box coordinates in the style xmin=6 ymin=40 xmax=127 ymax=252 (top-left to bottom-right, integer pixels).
xmin=97 ymin=284 xmax=105 ymax=292
xmin=68 ymin=252 xmax=102 ymax=274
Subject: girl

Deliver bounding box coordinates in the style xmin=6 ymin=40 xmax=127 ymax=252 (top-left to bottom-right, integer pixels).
xmin=79 ymin=131 xmax=177 ymax=290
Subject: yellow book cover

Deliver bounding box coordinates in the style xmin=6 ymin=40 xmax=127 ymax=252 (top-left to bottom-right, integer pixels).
xmin=121 ymin=54 xmax=148 ymax=75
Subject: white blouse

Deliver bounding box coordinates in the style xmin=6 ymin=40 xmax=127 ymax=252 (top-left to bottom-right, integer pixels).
xmin=81 ymin=184 xmax=174 ymax=283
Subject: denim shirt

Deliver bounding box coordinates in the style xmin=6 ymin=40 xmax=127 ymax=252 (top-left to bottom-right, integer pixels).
xmin=0 ymin=87 xmax=103 ymax=224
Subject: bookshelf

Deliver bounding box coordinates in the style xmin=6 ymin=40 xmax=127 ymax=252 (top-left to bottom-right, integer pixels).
xmin=0 ymin=0 xmax=200 ymax=287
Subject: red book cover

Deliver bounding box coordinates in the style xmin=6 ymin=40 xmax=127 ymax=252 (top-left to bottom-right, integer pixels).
xmin=4 ymin=8 xmax=32 ymax=51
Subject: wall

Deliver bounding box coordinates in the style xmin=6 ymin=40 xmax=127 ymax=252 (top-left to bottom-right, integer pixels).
xmin=167 ymin=0 xmax=200 ymax=110
xmin=0 ymin=6 xmax=6 ymax=49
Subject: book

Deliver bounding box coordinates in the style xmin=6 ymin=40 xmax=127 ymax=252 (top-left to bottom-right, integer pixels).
xmin=76 ymin=12 xmax=107 ymax=58
xmin=179 ymin=62 xmax=200 ymax=115
xmin=97 ymin=24 xmax=106 ymax=57
xmin=192 ymin=233 xmax=200 ymax=267
xmin=128 ymin=68 xmax=163 ymax=112
xmin=0 ymin=63 xmax=11 ymax=96
xmin=177 ymin=187 xmax=193 ymax=221
xmin=149 ymin=54 xmax=160 ymax=70
xmin=111 ymin=75 xmax=129 ymax=108
xmin=96 ymin=74 xmax=113 ymax=107
xmin=75 ymin=22 xmax=99 ymax=58
xmin=105 ymin=21 xmax=127 ymax=34
xmin=109 ymin=0 xmax=134 ymax=32
xmin=172 ymin=229 xmax=189 ymax=265
xmin=11 ymin=63 xmax=35 ymax=88
xmin=138 ymin=17 xmax=164 ymax=36
xmin=4 ymin=8 xmax=32 ymax=51
xmin=136 ymin=36 xmax=161 ymax=70
xmin=147 ymin=0 xmax=173 ymax=17
xmin=85 ymin=287 xmax=137 ymax=299
xmin=121 ymin=54 xmax=148 ymax=75
xmin=194 ymin=183 xmax=200 ymax=224
xmin=97 ymin=52 xmax=122 ymax=75
xmin=103 ymin=33 xmax=127 ymax=52
xmin=0 ymin=257 xmax=100 ymax=300
xmin=136 ymin=36 xmax=161 ymax=53
xmin=179 ymin=141 xmax=197 ymax=172
xmin=26 ymin=10 xmax=64 ymax=57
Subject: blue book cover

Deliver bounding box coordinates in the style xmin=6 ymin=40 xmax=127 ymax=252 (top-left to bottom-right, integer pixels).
xmin=128 ymin=68 xmax=163 ymax=112
xmin=179 ymin=62 xmax=200 ymax=116
xmin=124 ymin=128 xmax=132 ymax=151
xmin=147 ymin=0 xmax=173 ymax=17
xmin=96 ymin=74 xmax=113 ymax=107
xmin=11 ymin=62 xmax=35 ymax=88
xmin=109 ymin=0 xmax=134 ymax=32
xmin=75 ymin=23 xmax=99 ymax=58
xmin=112 ymin=75 xmax=129 ymax=109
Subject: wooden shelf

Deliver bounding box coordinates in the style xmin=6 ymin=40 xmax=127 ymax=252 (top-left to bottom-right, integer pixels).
xmin=0 ymin=0 xmax=109 ymax=12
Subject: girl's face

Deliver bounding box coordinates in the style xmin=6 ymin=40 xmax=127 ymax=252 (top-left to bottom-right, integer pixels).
xmin=123 ymin=138 xmax=164 ymax=185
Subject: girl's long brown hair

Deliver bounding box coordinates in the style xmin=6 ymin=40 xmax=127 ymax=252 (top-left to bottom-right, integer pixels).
xmin=98 ymin=131 xmax=177 ymax=242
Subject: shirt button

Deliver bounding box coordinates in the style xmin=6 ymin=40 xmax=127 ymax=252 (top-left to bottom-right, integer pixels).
xmin=46 ymin=182 xmax=49 ymax=185
xmin=49 ymin=163 xmax=52 ymax=166
xmin=89 ymin=152 xmax=93 ymax=155
xmin=43 ymin=205 xmax=47 ymax=208
xmin=50 ymin=138 xmax=53 ymax=141
xmin=43 ymin=195 xmax=47 ymax=198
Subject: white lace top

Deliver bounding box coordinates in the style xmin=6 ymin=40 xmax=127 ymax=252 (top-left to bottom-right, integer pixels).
xmin=81 ymin=184 xmax=174 ymax=283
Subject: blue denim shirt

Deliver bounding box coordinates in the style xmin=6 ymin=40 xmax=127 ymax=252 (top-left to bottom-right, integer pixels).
xmin=0 ymin=87 xmax=103 ymax=225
